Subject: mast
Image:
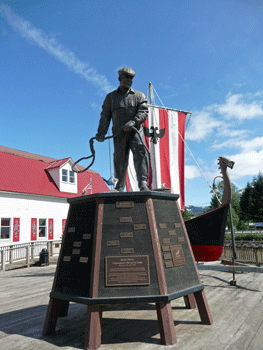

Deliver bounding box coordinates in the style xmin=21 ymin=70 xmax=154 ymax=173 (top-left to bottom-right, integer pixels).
xmin=148 ymin=82 xmax=154 ymax=105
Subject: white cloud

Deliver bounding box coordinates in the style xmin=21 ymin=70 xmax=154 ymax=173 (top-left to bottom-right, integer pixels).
xmin=229 ymin=150 xmax=263 ymax=179
xmin=0 ymin=5 xmax=113 ymax=94
xmin=186 ymin=111 xmax=222 ymax=142
xmin=213 ymin=92 xmax=263 ymax=120
xmin=185 ymin=165 xmax=201 ymax=180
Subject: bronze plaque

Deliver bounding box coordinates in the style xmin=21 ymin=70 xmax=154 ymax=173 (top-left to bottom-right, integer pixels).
xmin=72 ymin=249 xmax=80 ymax=255
xmin=116 ymin=201 xmax=134 ymax=208
xmin=159 ymin=223 xmax=167 ymax=229
xmin=169 ymin=230 xmax=176 ymax=236
xmin=105 ymin=256 xmax=150 ymax=286
xmin=73 ymin=241 xmax=82 ymax=248
xmin=107 ymin=240 xmax=120 ymax=247
xmin=170 ymin=245 xmax=186 ymax=267
xmin=120 ymin=217 xmax=132 ymax=223
xmin=134 ymin=224 xmax=146 ymax=230
xmin=165 ymin=261 xmax=174 ymax=268
xmin=163 ymin=238 xmax=171 ymax=244
xmin=163 ymin=253 xmax=172 ymax=260
xmin=121 ymin=248 xmax=134 ymax=254
xmin=174 ymin=223 xmax=181 ymax=228
xmin=178 ymin=237 xmax=185 ymax=243
xmin=79 ymin=257 xmax=88 ymax=263
xmin=120 ymin=232 xmax=133 ymax=238
xmin=83 ymin=233 xmax=91 ymax=240
xmin=63 ymin=256 xmax=71 ymax=262
xmin=162 ymin=245 xmax=170 ymax=252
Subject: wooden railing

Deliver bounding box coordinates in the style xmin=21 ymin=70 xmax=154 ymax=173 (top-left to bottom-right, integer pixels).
xmin=0 ymin=240 xmax=62 ymax=271
xmin=221 ymin=241 xmax=263 ymax=266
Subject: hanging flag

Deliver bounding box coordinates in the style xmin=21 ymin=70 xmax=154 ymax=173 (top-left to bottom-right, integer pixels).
xmin=127 ymin=106 xmax=187 ymax=210
xmin=82 ymin=175 xmax=92 ymax=195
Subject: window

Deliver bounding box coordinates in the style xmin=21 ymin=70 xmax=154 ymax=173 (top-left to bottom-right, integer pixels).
xmin=39 ymin=219 xmax=46 ymax=238
xmin=1 ymin=218 xmax=11 ymax=240
xmin=62 ymin=169 xmax=68 ymax=182
xmin=69 ymin=171 xmax=75 ymax=183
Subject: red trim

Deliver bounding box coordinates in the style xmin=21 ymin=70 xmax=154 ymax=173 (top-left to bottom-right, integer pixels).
xmin=13 ymin=218 xmax=20 ymax=242
xmin=191 ymin=245 xmax=223 ymax=262
xmin=178 ymin=113 xmax=187 ymax=210
xmin=31 ymin=218 xmax=37 ymax=241
xmin=48 ymin=219 xmax=54 ymax=240
xmin=185 ymin=204 xmax=228 ymax=223
xmin=62 ymin=219 xmax=67 ymax=235
xmin=159 ymin=109 xmax=171 ymax=190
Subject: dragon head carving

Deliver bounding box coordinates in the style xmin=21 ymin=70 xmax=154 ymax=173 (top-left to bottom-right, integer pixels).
xmin=218 ymin=156 xmax=235 ymax=171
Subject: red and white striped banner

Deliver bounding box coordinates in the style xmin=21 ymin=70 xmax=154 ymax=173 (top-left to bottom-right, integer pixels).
xmin=127 ymin=106 xmax=187 ymax=210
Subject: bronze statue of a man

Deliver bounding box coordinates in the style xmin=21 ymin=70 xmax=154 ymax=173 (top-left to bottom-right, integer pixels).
xmin=96 ymin=67 xmax=149 ymax=191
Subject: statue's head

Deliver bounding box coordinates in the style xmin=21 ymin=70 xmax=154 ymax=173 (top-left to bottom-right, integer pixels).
xmin=118 ymin=67 xmax=135 ymax=90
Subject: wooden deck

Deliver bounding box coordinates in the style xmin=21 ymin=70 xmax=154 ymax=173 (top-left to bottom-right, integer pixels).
xmin=1 ymin=264 xmax=263 ymax=350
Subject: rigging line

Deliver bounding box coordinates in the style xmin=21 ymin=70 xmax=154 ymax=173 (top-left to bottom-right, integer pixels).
xmin=152 ymin=84 xmax=165 ymax=108
xmin=185 ymin=113 xmax=192 ymax=130
xmin=178 ymin=130 xmax=212 ymax=190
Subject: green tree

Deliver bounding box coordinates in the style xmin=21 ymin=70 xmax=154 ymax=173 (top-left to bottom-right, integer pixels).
xmin=182 ymin=208 xmax=196 ymax=221
xmin=208 ymin=181 xmax=240 ymax=229
xmin=239 ymin=181 xmax=254 ymax=221
xmin=251 ymin=173 xmax=263 ymax=221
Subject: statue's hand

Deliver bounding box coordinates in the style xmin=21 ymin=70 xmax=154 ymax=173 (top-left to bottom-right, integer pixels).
xmin=123 ymin=120 xmax=136 ymax=132
xmin=95 ymin=133 xmax=105 ymax=142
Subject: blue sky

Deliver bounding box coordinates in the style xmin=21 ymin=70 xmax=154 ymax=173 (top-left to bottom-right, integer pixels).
xmin=1 ymin=0 xmax=263 ymax=206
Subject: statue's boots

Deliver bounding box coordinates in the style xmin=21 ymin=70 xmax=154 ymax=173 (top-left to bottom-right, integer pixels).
xmin=138 ymin=180 xmax=149 ymax=191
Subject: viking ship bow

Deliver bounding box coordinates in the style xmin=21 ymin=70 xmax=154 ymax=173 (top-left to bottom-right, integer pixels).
xmin=185 ymin=157 xmax=235 ymax=262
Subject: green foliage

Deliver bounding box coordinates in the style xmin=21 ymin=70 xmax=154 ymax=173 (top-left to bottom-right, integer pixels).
xmin=239 ymin=173 xmax=263 ymax=222
xmin=182 ymin=208 xmax=196 ymax=221
xmin=225 ymin=232 xmax=263 ymax=241
xmin=237 ymin=220 xmax=249 ymax=230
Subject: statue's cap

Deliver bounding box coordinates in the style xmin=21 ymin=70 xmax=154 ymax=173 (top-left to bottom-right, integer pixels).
xmin=118 ymin=67 xmax=135 ymax=77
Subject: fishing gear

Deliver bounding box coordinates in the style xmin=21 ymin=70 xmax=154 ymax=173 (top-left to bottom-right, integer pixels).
xmin=71 ymin=123 xmax=152 ymax=188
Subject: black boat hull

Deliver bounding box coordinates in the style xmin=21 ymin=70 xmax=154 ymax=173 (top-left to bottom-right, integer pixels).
xmin=185 ymin=205 xmax=229 ymax=261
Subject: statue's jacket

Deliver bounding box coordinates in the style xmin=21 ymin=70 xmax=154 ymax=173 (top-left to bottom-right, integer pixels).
xmin=97 ymin=87 xmax=148 ymax=137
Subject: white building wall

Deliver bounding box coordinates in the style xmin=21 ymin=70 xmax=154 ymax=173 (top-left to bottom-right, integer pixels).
xmin=0 ymin=192 xmax=69 ymax=245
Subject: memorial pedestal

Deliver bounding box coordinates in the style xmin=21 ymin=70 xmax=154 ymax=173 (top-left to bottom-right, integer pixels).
xmin=43 ymin=191 xmax=212 ymax=350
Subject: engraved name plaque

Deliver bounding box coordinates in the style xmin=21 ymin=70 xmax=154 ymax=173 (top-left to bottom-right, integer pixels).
xmin=116 ymin=201 xmax=134 ymax=209
xmin=159 ymin=223 xmax=167 ymax=229
xmin=72 ymin=249 xmax=80 ymax=255
xmin=178 ymin=237 xmax=185 ymax=243
xmin=170 ymin=245 xmax=186 ymax=267
xmin=169 ymin=230 xmax=176 ymax=236
xmin=120 ymin=232 xmax=133 ymax=238
xmin=73 ymin=241 xmax=81 ymax=248
xmin=162 ymin=246 xmax=170 ymax=252
xmin=174 ymin=223 xmax=181 ymax=228
xmin=165 ymin=261 xmax=174 ymax=268
xmin=105 ymin=256 xmax=150 ymax=286
xmin=79 ymin=257 xmax=88 ymax=263
xmin=163 ymin=238 xmax=171 ymax=244
xmin=107 ymin=240 xmax=120 ymax=247
xmin=68 ymin=227 xmax=75 ymax=233
xmin=134 ymin=224 xmax=146 ymax=230
xmin=121 ymin=248 xmax=134 ymax=254
xmin=63 ymin=256 xmax=71 ymax=262
xmin=83 ymin=233 xmax=91 ymax=240
xmin=163 ymin=253 xmax=172 ymax=260
xmin=120 ymin=217 xmax=132 ymax=223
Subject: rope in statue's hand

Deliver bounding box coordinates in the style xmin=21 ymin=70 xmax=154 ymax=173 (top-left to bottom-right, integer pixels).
xmin=71 ymin=122 xmax=152 ymax=188
xmin=71 ymin=135 xmax=113 ymax=174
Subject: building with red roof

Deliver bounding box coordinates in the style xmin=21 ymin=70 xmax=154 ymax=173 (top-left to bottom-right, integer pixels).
xmin=0 ymin=146 xmax=109 ymax=244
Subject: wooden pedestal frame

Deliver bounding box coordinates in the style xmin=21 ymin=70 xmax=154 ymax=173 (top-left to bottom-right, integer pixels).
xmin=43 ymin=194 xmax=212 ymax=350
